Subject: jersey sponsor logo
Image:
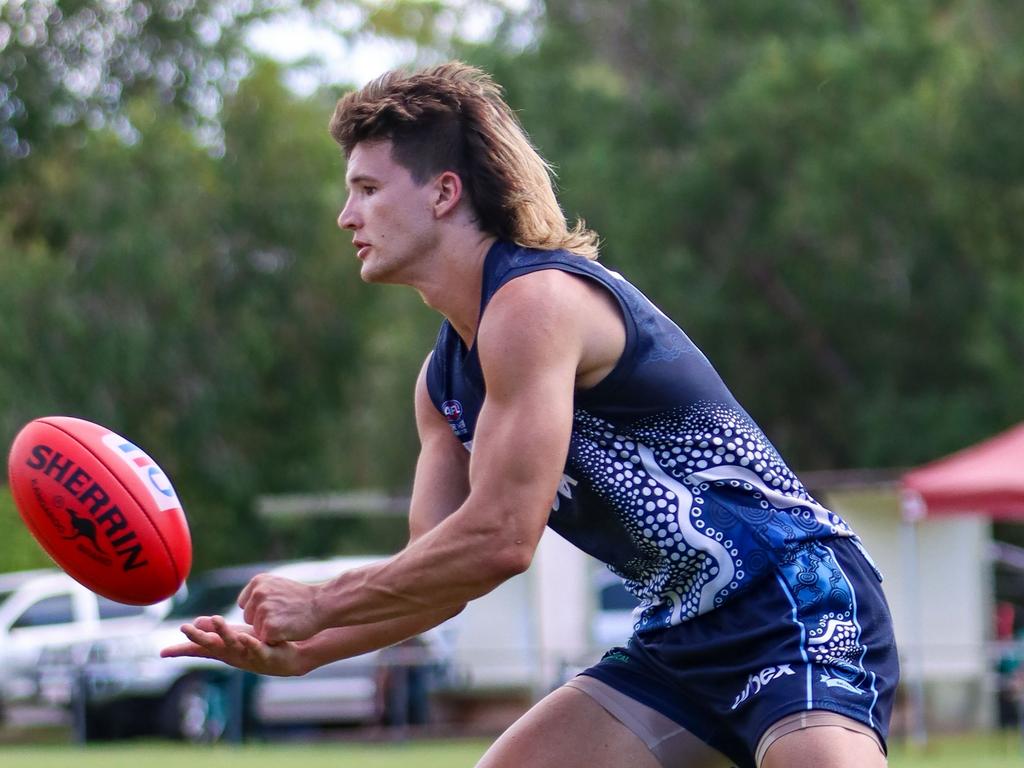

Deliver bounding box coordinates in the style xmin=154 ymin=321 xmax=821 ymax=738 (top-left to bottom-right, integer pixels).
xmin=731 ymin=664 xmax=796 ymax=710
xmin=551 ymin=473 xmax=578 ymax=512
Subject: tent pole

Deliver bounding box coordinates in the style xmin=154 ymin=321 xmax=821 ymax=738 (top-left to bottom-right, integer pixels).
xmin=902 ymin=517 xmax=928 ymax=745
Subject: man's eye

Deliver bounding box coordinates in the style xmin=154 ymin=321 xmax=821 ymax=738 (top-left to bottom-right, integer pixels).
xmin=363 ymin=186 xmax=377 ymax=196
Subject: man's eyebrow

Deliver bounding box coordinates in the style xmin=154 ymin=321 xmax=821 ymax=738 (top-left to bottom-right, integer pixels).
xmin=346 ymin=173 xmax=379 ymax=188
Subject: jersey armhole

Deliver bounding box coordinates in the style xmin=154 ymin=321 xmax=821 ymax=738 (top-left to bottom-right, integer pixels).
xmin=424 ymin=326 xmax=450 ymax=414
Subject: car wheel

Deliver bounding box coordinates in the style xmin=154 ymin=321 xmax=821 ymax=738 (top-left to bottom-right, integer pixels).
xmin=80 ymin=704 xmax=119 ymax=741
xmin=160 ymin=674 xmax=228 ymax=743
xmin=71 ymin=676 xmax=125 ymax=742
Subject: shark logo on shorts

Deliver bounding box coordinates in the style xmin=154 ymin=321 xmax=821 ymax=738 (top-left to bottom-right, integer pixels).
xmin=819 ymin=671 xmax=865 ymax=695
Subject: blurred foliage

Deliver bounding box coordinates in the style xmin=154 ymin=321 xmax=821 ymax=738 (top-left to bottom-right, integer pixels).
xmin=0 ymin=489 xmax=54 ymax=572
xmin=473 ymin=0 xmax=1024 ymax=467
xmin=2 ymin=0 xmax=1023 ymax=572
xmin=0 ymin=0 xmax=521 ymax=164
xmin=0 ymin=0 xmax=272 ymax=163
xmin=0 ymin=55 xmax=434 ymax=569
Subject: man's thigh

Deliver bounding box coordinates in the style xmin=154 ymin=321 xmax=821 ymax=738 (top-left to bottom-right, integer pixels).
xmin=476 ymin=683 xmax=726 ymax=768
xmin=760 ymin=721 xmax=887 ymax=768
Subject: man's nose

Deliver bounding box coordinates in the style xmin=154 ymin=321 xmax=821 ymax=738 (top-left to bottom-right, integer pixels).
xmin=338 ymin=198 xmax=358 ymax=230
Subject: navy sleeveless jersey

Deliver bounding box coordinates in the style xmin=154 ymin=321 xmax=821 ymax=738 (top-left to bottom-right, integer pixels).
xmin=426 ymin=241 xmax=857 ymax=633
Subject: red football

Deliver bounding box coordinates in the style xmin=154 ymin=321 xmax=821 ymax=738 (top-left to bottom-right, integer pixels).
xmin=7 ymin=416 xmax=192 ymax=605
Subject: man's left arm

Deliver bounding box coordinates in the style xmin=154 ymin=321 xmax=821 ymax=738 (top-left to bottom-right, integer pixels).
xmin=241 ymin=271 xmax=585 ymax=643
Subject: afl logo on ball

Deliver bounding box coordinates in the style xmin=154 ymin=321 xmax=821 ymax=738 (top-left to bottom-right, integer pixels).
xmin=442 ymin=400 xmax=463 ymax=422
xmin=100 ymin=433 xmax=181 ymax=513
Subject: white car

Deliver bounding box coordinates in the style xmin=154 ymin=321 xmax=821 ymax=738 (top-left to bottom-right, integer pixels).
xmin=54 ymin=556 xmax=451 ymax=742
xmin=0 ymin=568 xmax=172 ymax=722
xmin=242 ymin=557 xmax=451 ymax=731
xmin=591 ymin=569 xmax=641 ymax=650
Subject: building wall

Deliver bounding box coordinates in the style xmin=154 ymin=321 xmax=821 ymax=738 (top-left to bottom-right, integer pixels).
xmin=446 ymin=527 xmax=591 ymax=694
xmin=823 ymin=486 xmax=994 ymax=730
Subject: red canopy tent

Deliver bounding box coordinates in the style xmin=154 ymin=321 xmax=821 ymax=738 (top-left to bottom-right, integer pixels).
xmin=898 ymin=422 xmax=1024 ymax=742
xmin=901 ymin=422 xmax=1024 ymax=520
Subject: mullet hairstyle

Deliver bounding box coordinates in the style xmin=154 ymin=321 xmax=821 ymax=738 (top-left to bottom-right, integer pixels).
xmin=329 ymin=62 xmax=599 ymax=259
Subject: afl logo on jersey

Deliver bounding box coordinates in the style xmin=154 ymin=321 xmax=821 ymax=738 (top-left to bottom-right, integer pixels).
xmin=441 ymin=399 xmax=469 ymax=437
xmin=442 ymin=400 xmax=463 ymax=422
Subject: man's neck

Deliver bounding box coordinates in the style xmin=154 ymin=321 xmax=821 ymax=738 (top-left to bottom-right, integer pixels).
xmin=414 ymin=232 xmax=497 ymax=347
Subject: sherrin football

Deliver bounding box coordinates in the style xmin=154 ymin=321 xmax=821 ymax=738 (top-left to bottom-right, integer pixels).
xmin=7 ymin=416 xmax=192 ymax=605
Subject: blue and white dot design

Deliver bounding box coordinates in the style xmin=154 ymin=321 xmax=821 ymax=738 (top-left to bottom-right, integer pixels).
xmin=570 ymin=401 xmax=855 ymax=632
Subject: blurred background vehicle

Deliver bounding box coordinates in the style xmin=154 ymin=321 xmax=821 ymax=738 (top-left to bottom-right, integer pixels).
xmin=36 ymin=556 xmax=451 ymax=743
xmin=0 ymin=568 xmax=172 ymax=727
xmin=591 ymin=569 xmax=640 ymax=651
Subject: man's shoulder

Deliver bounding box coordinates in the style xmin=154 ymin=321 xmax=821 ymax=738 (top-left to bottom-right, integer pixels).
xmin=488 ymin=266 xmax=592 ymax=315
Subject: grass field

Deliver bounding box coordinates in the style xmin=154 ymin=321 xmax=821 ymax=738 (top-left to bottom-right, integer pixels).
xmin=1 ymin=733 xmax=1023 ymax=768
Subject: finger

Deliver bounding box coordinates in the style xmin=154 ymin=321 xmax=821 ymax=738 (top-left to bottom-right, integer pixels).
xmin=193 ymin=616 xmax=216 ymax=631
xmin=237 ymin=575 xmax=261 ymax=609
xmin=263 ymin=627 xmax=282 ymax=645
xmin=261 ymin=616 xmax=286 ymax=645
xmin=160 ymin=642 xmax=215 ymax=659
xmin=236 ymin=632 xmax=263 ymax=651
xmin=211 ymin=615 xmax=243 ymax=652
xmin=181 ymin=623 xmax=225 ymax=650
xmin=236 ymin=632 xmax=271 ymax=662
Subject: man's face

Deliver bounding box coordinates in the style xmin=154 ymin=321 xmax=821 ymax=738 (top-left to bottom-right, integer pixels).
xmin=337 ymin=140 xmax=439 ymax=284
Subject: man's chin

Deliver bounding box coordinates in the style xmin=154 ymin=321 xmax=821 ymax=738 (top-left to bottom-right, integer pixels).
xmin=359 ymin=261 xmax=397 ymax=285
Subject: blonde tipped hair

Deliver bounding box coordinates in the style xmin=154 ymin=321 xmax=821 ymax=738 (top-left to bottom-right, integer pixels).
xmin=329 ymin=62 xmax=599 ymax=259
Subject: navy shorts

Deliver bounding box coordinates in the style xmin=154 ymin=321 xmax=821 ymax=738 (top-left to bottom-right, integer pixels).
xmin=580 ymin=537 xmax=899 ymax=768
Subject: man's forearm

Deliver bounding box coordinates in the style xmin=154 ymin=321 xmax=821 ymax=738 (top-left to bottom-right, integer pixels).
xmin=296 ymin=603 xmax=464 ymax=674
xmin=314 ymin=504 xmax=529 ymax=631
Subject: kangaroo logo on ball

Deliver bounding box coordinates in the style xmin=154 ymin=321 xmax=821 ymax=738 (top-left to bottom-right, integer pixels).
xmin=63 ymin=506 xmax=104 ymax=553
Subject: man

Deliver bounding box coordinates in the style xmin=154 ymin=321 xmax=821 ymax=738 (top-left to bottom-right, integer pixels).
xmin=163 ymin=62 xmax=898 ymax=768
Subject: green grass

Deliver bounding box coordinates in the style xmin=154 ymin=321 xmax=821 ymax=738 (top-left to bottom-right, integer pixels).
xmin=0 ymin=733 xmax=1021 ymax=767
xmin=889 ymin=732 xmax=1024 ymax=768
xmin=0 ymin=739 xmax=492 ymax=768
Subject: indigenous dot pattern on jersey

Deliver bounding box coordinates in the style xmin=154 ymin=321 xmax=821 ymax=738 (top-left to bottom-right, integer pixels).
xmin=571 ymin=401 xmax=854 ymax=632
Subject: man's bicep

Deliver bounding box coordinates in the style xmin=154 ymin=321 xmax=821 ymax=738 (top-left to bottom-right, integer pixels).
xmin=472 ymin=367 xmax=575 ymax=493
xmin=468 ymin=279 xmax=582 ymax=530
xmin=408 ymin=357 xmax=470 ymax=541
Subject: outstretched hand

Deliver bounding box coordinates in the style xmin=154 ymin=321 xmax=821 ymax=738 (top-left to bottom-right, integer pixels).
xmin=160 ymin=615 xmax=305 ymax=677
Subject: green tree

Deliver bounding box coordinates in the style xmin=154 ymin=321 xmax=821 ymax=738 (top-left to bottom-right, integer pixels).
xmin=0 ymin=58 xmax=437 ymax=569
xmin=469 ymin=0 xmax=1024 ymax=468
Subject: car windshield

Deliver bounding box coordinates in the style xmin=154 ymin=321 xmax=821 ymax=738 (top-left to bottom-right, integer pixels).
xmin=166 ymin=582 xmax=247 ymax=620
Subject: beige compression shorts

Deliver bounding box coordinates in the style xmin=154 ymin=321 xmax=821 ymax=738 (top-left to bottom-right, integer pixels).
xmin=566 ymin=675 xmax=884 ymax=767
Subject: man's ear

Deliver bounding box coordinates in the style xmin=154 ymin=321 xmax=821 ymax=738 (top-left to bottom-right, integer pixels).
xmin=433 ymin=171 xmax=463 ymax=218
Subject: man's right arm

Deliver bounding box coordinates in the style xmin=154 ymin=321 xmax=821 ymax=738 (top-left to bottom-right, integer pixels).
xmin=161 ymin=355 xmax=471 ymax=675
xmin=291 ymin=355 xmax=470 ymax=671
